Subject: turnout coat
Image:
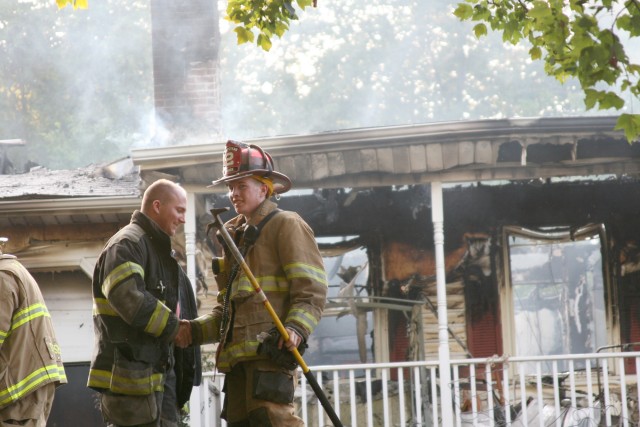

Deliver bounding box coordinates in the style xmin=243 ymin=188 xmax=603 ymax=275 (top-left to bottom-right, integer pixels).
xmin=192 ymin=200 xmax=328 ymax=372
xmin=0 ymin=255 xmax=67 ymax=410
xmin=88 ymin=211 xmax=200 ymax=407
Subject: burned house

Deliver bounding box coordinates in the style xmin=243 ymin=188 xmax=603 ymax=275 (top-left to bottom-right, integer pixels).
xmin=129 ymin=114 xmax=640 ymax=372
xmin=1 ymin=115 xmax=640 ymax=425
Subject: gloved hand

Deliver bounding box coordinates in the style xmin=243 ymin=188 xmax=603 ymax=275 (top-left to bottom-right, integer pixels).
xmin=256 ymin=327 xmax=307 ymax=370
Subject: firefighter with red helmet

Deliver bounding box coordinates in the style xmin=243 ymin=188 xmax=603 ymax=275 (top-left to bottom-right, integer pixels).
xmin=189 ymin=141 xmax=328 ymax=426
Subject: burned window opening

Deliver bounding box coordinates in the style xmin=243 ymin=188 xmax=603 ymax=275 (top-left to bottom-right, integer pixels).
xmin=577 ymin=138 xmax=640 ymax=159
xmin=307 ymin=241 xmax=374 ymax=372
xmin=503 ymin=224 xmax=608 ymax=373
xmin=456 ymin=233 xmax=498 ymax=326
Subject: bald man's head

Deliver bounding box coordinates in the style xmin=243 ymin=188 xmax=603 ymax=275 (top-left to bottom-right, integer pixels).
xmin=141 ymin=179 xmax=187 ymax=236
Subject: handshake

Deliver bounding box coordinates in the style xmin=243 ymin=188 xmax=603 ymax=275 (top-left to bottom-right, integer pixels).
xmin=174 ymin=319 xmax=192 ymax=348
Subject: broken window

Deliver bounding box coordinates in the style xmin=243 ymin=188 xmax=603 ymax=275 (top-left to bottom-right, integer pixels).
xmin=305 ymin=239 xmax=373 ymax=375
xmin=503 ymin=224 xmax=608 ymax=373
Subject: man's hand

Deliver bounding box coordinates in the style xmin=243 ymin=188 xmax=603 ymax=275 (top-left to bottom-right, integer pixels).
xmin=278 ymin=327 xmax=302 ymax=352
xmin=257 ymin=327 xmax=307 ymax=370
xmin=174 ymin=319 xmax=192 ymax=348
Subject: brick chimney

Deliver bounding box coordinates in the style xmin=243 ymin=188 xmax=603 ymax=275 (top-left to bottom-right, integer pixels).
xmin=150 ymin=0 xmax=221 ymax=145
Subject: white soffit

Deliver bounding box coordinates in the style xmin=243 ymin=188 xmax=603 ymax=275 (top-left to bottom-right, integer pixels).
xmin=16 ymin=241 xmax=104 ymax=277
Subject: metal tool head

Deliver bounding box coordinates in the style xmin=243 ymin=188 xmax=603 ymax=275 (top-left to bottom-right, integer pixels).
xmin=209 ymin=207 xmax=230 ymax=226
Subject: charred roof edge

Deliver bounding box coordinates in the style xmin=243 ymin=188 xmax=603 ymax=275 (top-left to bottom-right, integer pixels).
xmin=130 ymin=116 xmax=623 ymax=170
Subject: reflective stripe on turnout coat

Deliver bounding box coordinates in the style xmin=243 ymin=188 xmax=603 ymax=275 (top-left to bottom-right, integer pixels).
xmin=192 ymin=200 xmax=328 ymax=371
xmin=0 ymin=255 xmax=67 ymax=409
xmin=88 ymin=211 xmax=185 ymax=396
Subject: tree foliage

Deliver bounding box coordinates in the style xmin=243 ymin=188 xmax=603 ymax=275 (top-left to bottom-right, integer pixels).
xmin=218 ymin=0 xmax=590 ymax=139
xmin=56 ymin=0 xmax=87 ymax=9
xmin=59 ymin=0 xmax=315 ymax=52
xmin=31 ymin=0 xmax=630 ymax=169
xmin=454 ymin=0 xmax=640 ymax=141
xmin=225 ymin=0 xmax=314 ymax=51
xmin=56 ymin=1 xmax=640 ymax=142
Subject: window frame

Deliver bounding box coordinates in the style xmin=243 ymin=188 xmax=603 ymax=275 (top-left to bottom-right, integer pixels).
xmin=499 ymin=223 xmax=618 ymax=363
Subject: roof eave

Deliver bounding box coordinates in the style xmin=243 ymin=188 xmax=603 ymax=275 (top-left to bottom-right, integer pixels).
xmin=0 ymin=196 xmax=140 ymax=217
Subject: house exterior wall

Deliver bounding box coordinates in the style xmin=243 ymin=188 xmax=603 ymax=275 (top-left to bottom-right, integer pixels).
xmin=35 ymin=270 xmax=94 ymax=364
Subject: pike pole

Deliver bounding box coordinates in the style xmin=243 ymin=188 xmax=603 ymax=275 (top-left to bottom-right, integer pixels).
xmin=210 ymin=208 xmax=344 ymax=427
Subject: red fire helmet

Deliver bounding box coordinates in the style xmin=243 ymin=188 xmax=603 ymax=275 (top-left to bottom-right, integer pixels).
xmin=209 ymin=140 xmax=292 ymax=194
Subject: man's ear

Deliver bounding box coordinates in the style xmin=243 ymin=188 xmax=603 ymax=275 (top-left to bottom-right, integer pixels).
xmin=152 ymin=199 xmax=162 ymax=214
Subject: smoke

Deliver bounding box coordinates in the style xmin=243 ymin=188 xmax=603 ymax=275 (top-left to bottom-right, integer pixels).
xmin=0 ymin=0 xmax=153 ymax=170
xmin=217 ymin=0 xmax=599 ymax=140
xmin=2 ymin=0 xmax=633 ymax=171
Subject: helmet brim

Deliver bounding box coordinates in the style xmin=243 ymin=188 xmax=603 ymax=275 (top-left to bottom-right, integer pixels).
xmin=208 ymin=169 xmax=292 ymax=194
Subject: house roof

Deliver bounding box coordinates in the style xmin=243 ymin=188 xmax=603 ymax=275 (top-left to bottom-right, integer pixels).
xmin=0 ymin=159 xmax=140 ymax=200
xmin=0 ymin=115 xmax=637 ymax=264
xmin=0 ymin=159 xmax=141 ymax=249
xmin=131 ymin=116 xmax=639 ymax=192
xmin=1 ymin=116 xmax=635 ymax=223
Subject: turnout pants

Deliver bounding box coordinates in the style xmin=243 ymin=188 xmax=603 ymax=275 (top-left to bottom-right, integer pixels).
xmin=222 ymin=360 xmax=303 ymax=427
xmin=103 ymin=368 xmax=179 ymax=427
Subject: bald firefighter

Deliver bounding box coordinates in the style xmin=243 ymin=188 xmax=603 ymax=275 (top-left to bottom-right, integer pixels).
xmin=188 ymin=140 xmax=328 ymax=426
xmin=88 ymin=179 xmax=200 ymax=427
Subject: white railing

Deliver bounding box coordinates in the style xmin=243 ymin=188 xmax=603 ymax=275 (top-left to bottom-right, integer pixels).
xmin=188 ymin=351 xmax=640 ymax=427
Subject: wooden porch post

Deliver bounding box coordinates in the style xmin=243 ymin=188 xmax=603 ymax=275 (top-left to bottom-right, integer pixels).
xmin=432 ymin=181 xmax=453 ymax=425
xmin=185 ymin=191 xmax=197 ymax=288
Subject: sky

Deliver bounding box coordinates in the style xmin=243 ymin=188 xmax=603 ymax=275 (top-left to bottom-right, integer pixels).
xmin=1 ymin=0 xmax=639 ymax=169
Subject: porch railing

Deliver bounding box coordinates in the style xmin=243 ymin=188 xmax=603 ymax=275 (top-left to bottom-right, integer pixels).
xmin=188 ymin=351 xmax=640 ymax=427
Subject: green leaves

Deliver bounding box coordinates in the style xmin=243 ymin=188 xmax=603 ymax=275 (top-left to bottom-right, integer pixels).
xmin=226 ymin=0 xmax=313 ymax=51
xmin=454 ymin=0 xmax=640 ymax=142
xmin=584 ymin=89 xmax=624 ymax=110
xmin=615 ymin=114 xmax=640 ymax=142
xmin=234 ymin=26 xmax=254 ymax=45
xmin=56 ymin=0 xmax=88 ymax=9
xmin=454 ymin=3 xmax=474 ymax=20
xmin=473 ymin=23 xmax=487 ymax=38
xmin=529 ymin=46 xmax=542 ymax=60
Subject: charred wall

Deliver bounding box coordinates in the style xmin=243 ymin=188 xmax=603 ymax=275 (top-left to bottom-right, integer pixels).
xmin=204 ymin=178 xmax=640 ymax=252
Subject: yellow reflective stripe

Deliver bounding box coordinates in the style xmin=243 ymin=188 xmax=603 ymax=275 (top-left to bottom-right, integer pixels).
xmin=144 ymin=300 xmax=171 ymax=337
xmin=11 ymin=303 xmax=49 ymax=330
xmin=216 ymin=340 xmax=260 ymax=371
xmin=53 ymin=365 xmax=67 ymax=381
xmin=286 ymin=308 xmax=319 ymax=331
xmin=92 ymin=298 xmax=118 ymax=316
xmin=193 ymin=315 xmax=219 ymax=343
xmin=110 ymin=372 xmax=164 ymax=395
xmin=0 ymin=364 xmax=66 ymax=406
xmin=102 ymin=262 xmax=144 ymax=297
xmin=284 ymin=263 xmax=328 ymax=287
xmin=236 ymin=275 xmax=288 ymax=293
xmin=87 ymin=369 xmax=111 ymax=389
xmin=87 ymin=369 xmax=164 ymax=394
xmin=0 ymin=330 xmax=7 ymax=345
